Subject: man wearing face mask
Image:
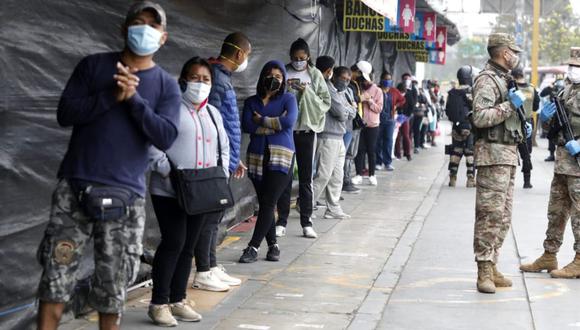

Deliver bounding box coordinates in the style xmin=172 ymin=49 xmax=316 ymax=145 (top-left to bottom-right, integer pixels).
xmin=520 ymin=47 xmax=580 ymax=279
xmin=471 ymin=33 xmax=527 ymax=294
xmin=36 ymin=2 xmax=180 ymax=329
xmin=198 ymin=32 xmax=251 ymax=289
xmin=376 ymin=71 xmax=405 ymax=171
xmin=312 ymin=58 xmax=356 ymax=219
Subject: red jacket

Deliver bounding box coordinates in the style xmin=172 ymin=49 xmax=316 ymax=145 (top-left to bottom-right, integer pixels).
xmin=386 ymin=87 xmax=406 ymax=118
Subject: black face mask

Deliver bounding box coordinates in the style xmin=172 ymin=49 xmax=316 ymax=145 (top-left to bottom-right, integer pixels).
xmin=264 ymin=76 xmax=282 ymax=92
xmin=334 ymin=79 xmax=349 ymax=92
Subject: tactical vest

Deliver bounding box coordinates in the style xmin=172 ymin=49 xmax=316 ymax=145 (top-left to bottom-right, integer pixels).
xmin=563 ymin=85 xmax=580 ymax=140
xmin=473 ymin=71 xmax=523 ymax=145
xmin=518 ymin=84 xmax=535 ymax=119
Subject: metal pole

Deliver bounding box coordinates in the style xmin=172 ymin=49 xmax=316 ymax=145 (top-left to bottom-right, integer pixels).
xmin=531 ymin=0 xmax=540 ymax=86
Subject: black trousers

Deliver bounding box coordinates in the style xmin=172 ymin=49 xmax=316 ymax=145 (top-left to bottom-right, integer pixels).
xmin=250 ymin=167 xmax=293 ymax=248
xmin=276 ymin=178 xmax=292 ymax=227
xmin=412 ymin=115 xmax=423 ymax=148
xmin=150 ymin=195 xmax=222 ymax=304
xmin=292 ymin=131 xmax=315 ymax=227
xmin=355 ymin=126 xmax=380 ymax=176
xmin=194 ymin=212 xmax=222 ymax=272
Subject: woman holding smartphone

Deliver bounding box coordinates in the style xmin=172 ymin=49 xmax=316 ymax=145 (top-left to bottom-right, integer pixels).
xmin=275 ymin=38 xmax=331 ymax=239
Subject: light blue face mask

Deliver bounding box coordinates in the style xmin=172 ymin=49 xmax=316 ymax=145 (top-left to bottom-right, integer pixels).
xmin=127 ymin=25 xmax=163 ymax=56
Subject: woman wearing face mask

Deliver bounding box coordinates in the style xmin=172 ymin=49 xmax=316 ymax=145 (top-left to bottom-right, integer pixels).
xmin=277 ymin=38 xmax=331 ymax=239
xmin=239 ymin=60 xmax=298 ymax=263
xmin=147 ymin=56 xmax=230 ymax=326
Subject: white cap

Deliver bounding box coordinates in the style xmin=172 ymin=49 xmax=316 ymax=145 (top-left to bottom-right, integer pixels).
xmin=356 ymin=60 xmax=373 ymax=82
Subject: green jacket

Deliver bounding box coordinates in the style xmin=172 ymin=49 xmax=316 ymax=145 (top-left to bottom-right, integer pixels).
xmin=288 ymin=64 xmax=331 ymax=133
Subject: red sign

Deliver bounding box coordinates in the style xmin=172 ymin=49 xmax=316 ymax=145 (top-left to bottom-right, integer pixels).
xmin=423 ymin=12 xmax=437 ymax=42
xmin=436 ymin=50 xmax=446 ymax=65
xmin=397 ymin=0 xmax=416 ymax=34
xmin=435 ymin=26 xmax=447 ymax=51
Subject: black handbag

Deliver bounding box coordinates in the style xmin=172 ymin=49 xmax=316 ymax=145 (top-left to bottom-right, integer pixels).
xmin=170 ymin=109 xmax=234 ymax=215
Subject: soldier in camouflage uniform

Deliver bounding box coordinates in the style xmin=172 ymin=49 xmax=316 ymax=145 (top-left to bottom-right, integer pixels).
xmin=471 ymin=33 xmax=528 ymax=294
xmin=36 ymin=2 xmax=180 ymax=329
xmin=520 ymin=47 xmax=580 ymax=278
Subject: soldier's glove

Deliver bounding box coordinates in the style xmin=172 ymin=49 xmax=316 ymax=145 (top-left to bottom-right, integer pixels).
xmin=565 ymin=140 xmax=580 ymax=156
xmin=508 ymin=88 xmax=526 ymax=109
xmin=525 ymin=122 xmax=532 ymax=139
xmin=540 ymin=102 xmax=556 ymax=122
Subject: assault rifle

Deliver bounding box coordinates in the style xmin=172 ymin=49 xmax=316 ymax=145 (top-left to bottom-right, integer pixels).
xmin=507 ymin=80 xmax=532 ymax=171
xmin=550 ymin=91 xmax=580 ymax=167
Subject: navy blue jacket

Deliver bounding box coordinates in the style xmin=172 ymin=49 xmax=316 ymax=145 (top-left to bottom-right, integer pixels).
xmin=57 ymin=52 xmax=180 ymax=196
xmin=208 ymin=60 xmax=241 ymax=173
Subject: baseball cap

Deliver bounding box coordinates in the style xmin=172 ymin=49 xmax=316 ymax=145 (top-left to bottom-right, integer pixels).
xmin=125 ymin=1 xmax=167 ymax=28
xmin=356 ymin=60 xmax=373 ymax=82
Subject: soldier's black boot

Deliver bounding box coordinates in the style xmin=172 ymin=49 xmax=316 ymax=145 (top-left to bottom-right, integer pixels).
xmin=523 ymin=173 xmax=532 ymax=189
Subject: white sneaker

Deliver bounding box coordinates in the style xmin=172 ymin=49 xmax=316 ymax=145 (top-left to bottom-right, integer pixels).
xmin=303 ymin=226 xmax=318 ymax=238
xmin=324 ymin=210 xmax=351 ymax=219
xmin=368 ymin=176 xmax=378 ymax=186
xmin=211 ymin=265 xmax=241 ymax=286
xmin=192 ymin=270 xmax=230 ymax=292
xmin=170 ymin=299 xmax=202 ymax=322
xmin=375 ymin=164 xmax=384 ymax=171
xmin=351 ymin=175 xmax=363 ymax=185
xmin=148 ymin=304 xmax=178 ymax=327
xmin=276 ymin=225 xmax=286 ymax=237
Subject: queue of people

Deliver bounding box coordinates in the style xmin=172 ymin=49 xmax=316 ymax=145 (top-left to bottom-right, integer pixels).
xmin=34 ymin=2 xmax=447 ymax=329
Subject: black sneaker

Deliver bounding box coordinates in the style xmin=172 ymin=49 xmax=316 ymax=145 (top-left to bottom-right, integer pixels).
xmin=545 ymin=155 xmax=555 ymax=162
xmin=266 ymin=244 xmax=280 ymax=262
xmin=239 ymin=246 xmax=258 ymax=263
xmin=342 ymin=184 xmax=361 ymax=194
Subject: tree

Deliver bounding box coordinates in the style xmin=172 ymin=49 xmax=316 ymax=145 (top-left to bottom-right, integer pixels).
xmin=489 ymin=1 xmax=580 ymax=66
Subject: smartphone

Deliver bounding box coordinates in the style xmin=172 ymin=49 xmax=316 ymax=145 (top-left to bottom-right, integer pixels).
xmin=287 ymin=78 xmax=301 ymax=90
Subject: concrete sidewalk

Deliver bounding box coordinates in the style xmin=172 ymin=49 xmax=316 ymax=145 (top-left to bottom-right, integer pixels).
xmin=63 ymin=124 xmax=580 ymax=330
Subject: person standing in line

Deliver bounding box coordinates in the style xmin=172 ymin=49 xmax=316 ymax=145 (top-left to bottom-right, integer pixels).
xmin=352 ymin=61 xmax=384 ymax=186
xmin=192 ymin=32 xmax=252 ymax=291
xmin=276 ymin=38 xmax=330 ymax=239
xmin=312 ymin=59 xmax=356 ymax=219
xmin=394 ymin=73 xmax=416 ymax=161
xmin=36 ymin=2 xmax=180 ymax=329
xmin=147 ymin=57 xmax=229 ymax=326
xmin=376 ymin=71 xmax=405 ymax=171
xmin=239 ymin=60 xmax=298 ymax=263
xmin=471 ymin=33 xmax=531 ymax=294
xmin=520 ymin=47 xmax=580 ymax=278
xmin=445 ymin=66 xmax=476 ymax=188
xmin=511 ymin=66 xmax=540 ymax=189
xmin=340 ymin=64 xmax=365 ymax=195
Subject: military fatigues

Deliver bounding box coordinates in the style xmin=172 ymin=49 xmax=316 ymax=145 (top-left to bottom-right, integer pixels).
xmin=472 ymin=60 xmax=523 ymax=263
xmin=543 ymin=83 xmax=580 ymax=253
xmin=37 ymin=180 xmax=146 ymax=313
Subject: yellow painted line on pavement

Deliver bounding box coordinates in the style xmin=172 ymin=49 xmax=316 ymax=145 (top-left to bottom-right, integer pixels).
xmin=391 ymin=277 xmax=569 ymax=304
xmin=218 ymin=236 xmax=240 ymax=250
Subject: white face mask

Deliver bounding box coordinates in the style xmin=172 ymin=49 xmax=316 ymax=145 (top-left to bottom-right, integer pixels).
xmin=183 ymin=81 xmax=212 ymax=105
xmin=235 ymin=58 xmax=248 ymax=73
xmin=292 ymin=60 xmax=308 ymax=71
xmin=568 ymin=66 xmax=580 ymax=84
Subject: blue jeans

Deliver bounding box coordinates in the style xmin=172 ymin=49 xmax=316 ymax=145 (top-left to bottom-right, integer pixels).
xmin=343 ymin=131 xmax=353 ymax=150
xmin=376 ymin=120 xmax=396 ymax=166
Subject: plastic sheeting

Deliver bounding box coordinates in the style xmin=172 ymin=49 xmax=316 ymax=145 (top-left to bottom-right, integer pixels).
xmin=0 ymin=0 xmax=457 ymax=328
